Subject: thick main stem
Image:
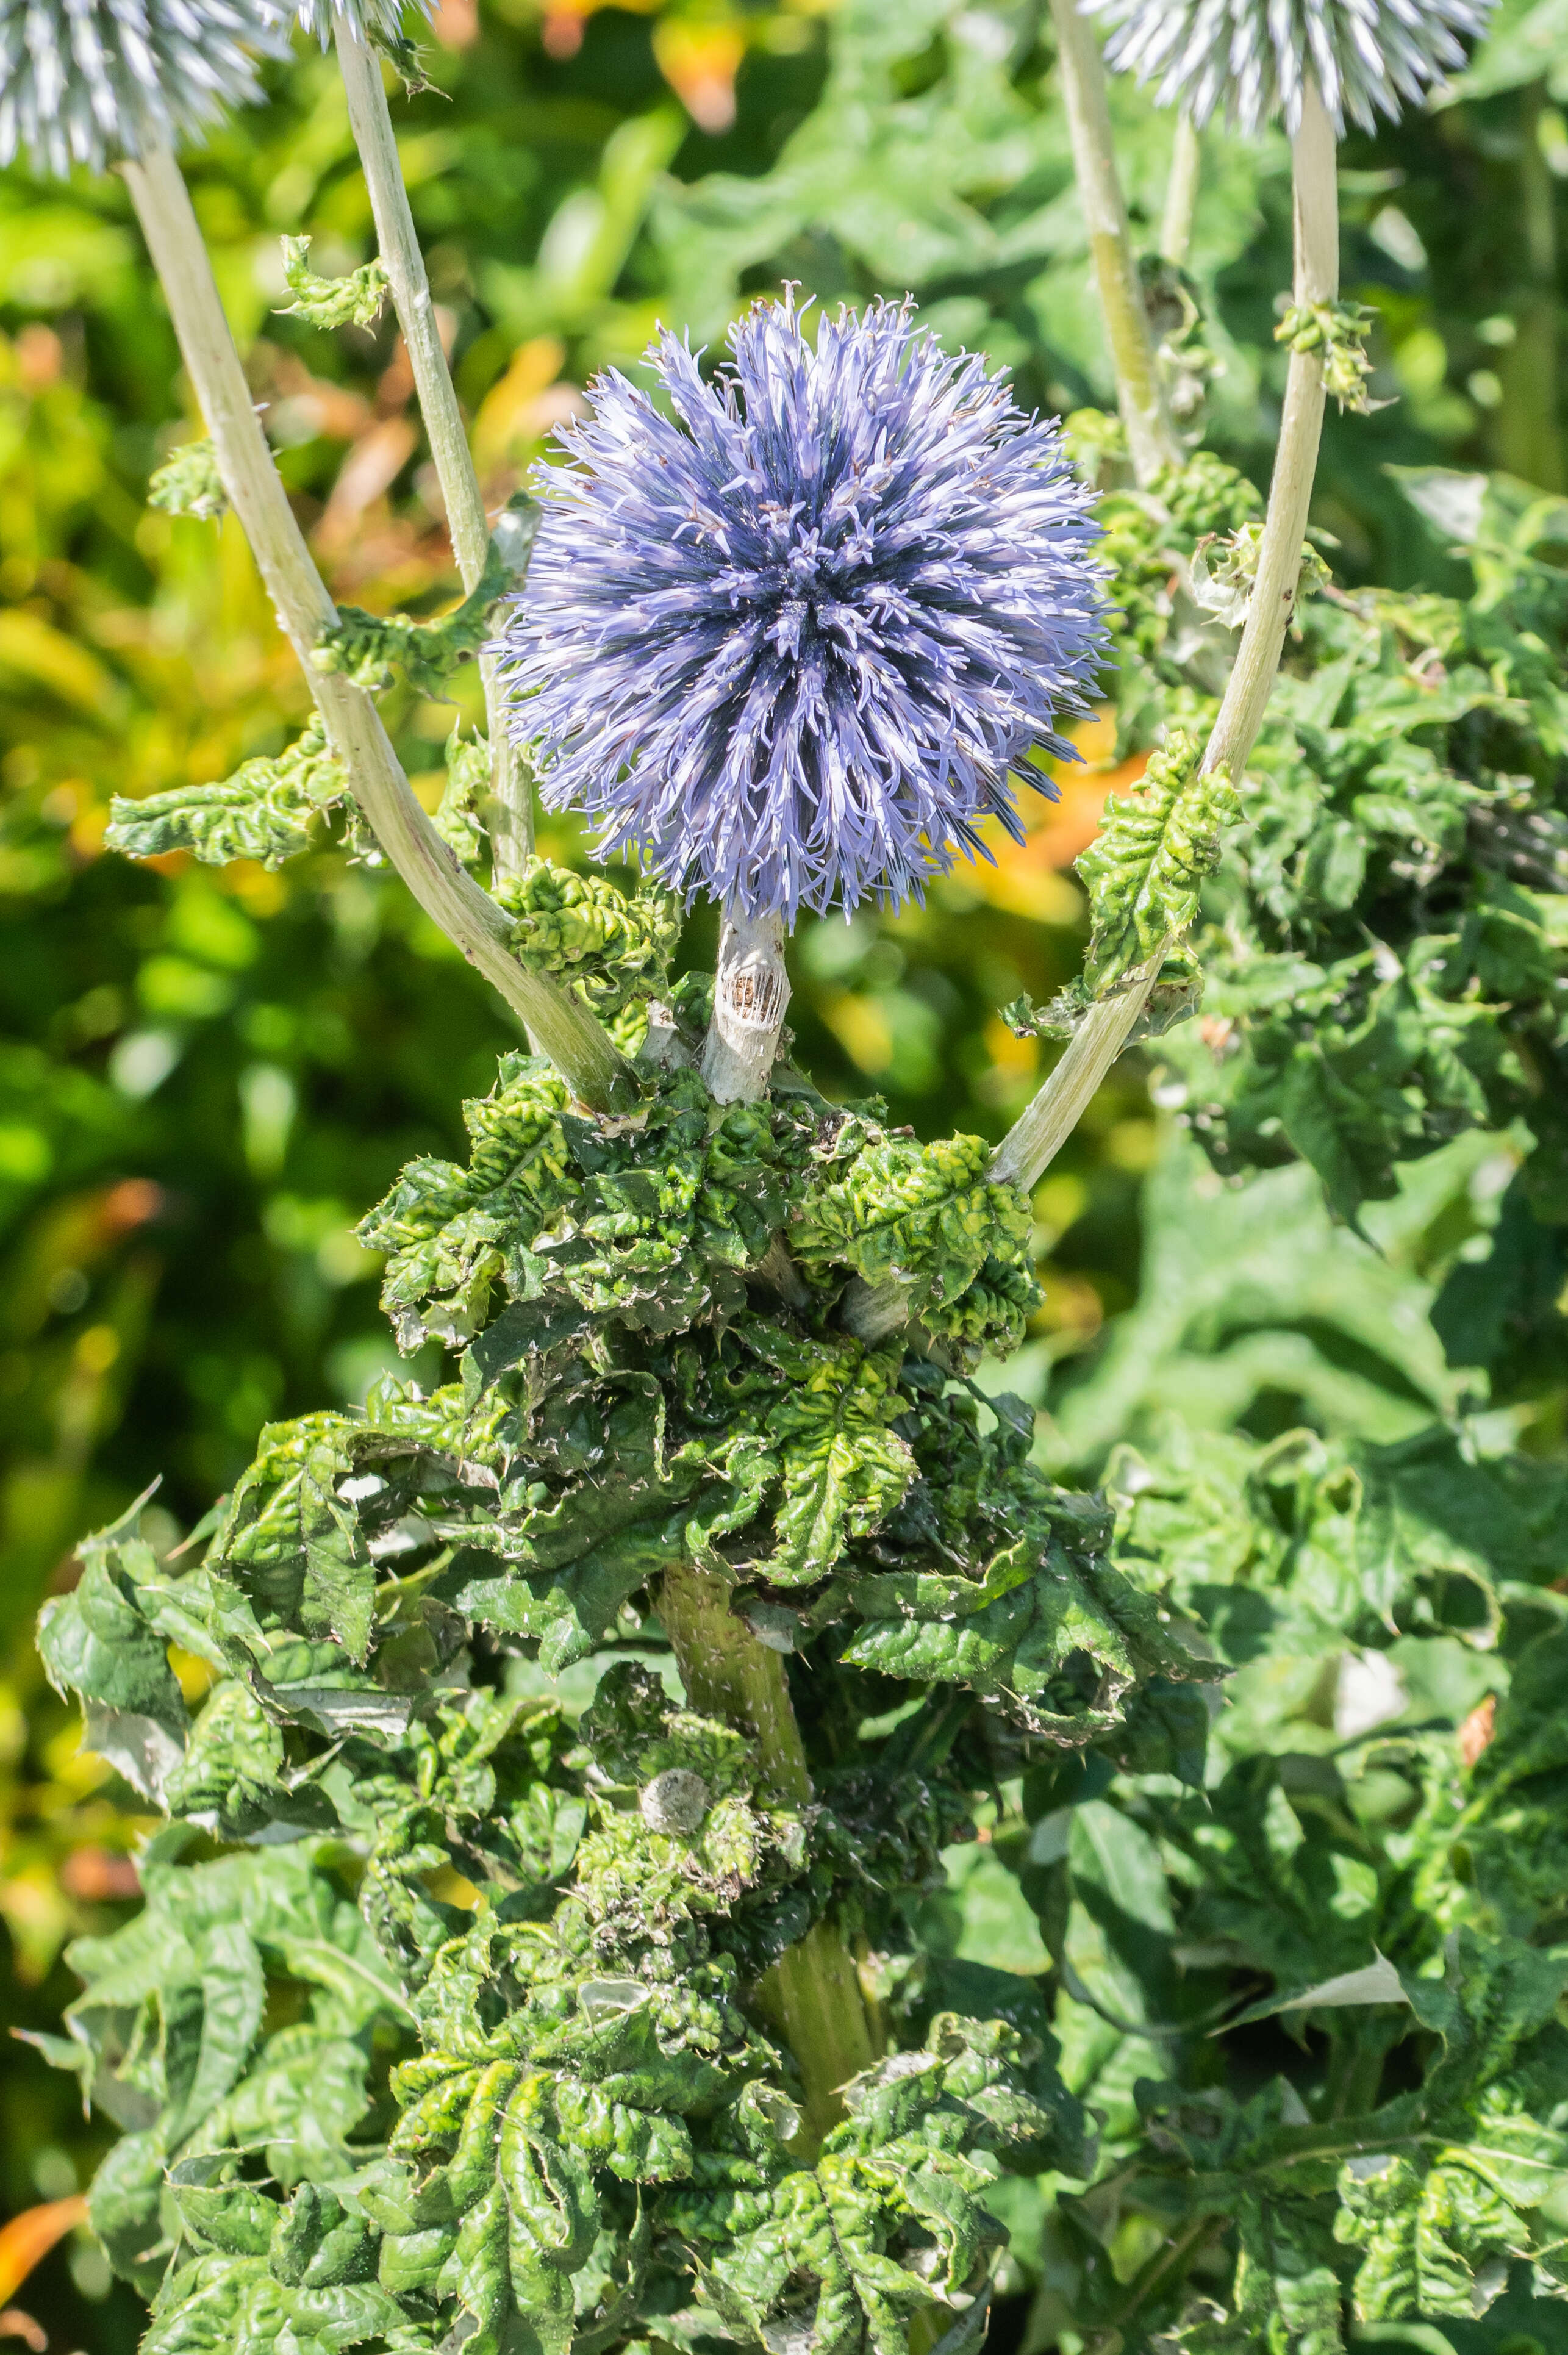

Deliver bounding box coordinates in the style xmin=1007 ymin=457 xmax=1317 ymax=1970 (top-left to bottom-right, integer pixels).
xmin=123 ymin=145 xmax=633 ymax=1112
xmin=701 ymin=907 xmax=792 ymax=1102
xmin=660 ymin=1563 xmax=876 ymax=2146
xmin=987 ymin=82 xmax=1339 ymax=1200
xmin=335 ymin=26 xmax=533 ymax=875
xmin=686 ymin=905 xmax=873 ymax=2138
xmin=1048 ymin=0 xmax=1181 ymax=487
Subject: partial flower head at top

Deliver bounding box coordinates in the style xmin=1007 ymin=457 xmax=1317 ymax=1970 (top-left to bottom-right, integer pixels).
xmin=1086 ymin=0 xmax=1497 ymax=134
xmin=0 ymin=0 xmax=289 ymax=176
xmin=291 ymin=0 xmax=431 ymax=46
xmin=496 ymin=296 xmax=1108 ymax=925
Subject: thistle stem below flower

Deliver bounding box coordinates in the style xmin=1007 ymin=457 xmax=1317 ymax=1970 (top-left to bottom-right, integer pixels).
xmin=702 ymin=907 xmax=792 ymax=1102
xmin=1160 ymin=113 xmax=1202 ymax=267
xmin=660 ymin=1560 xmax=877 ymax=2148
xmin=1200 ymin=77 xmax=1337 ymax=786
xmin=1048 ymin=0 xmax=1182 ymax=486
xmin=983 ymin=80 xmax=1340 ymax=1200
xmin=120 ymin=143 xmax=636 ymax=1114
xmin=335 ymin=26 xmax=532 ymax=878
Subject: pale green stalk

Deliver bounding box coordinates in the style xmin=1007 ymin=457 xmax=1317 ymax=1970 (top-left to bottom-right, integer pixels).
xmin=1160 ymin=112 xmax=1202 ymax=266
xmin=1048 ymin=0 xmax=1181 ymax=486
xmin=121 ymin=143 xmax=636 ymax=1113
xmin=335 ymin=25 xmax=533 ymax=875
xmin=986 ymin=79 xmax=1339 ymax=1201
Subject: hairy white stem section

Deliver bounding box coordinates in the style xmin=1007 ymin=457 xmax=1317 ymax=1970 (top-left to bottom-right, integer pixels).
xmin=121 ymin=145 xmax=635 ymax=1114
xmin=1160 ymin=113 xmax=1202 ymax=267
xmin=336 ymin=27 xmax=531 ymax=877
xmin=1048 ymin=0 xmax=1181 ymax=487
xmin=701 ymin=909 xmax=792 ymax=1103
xmin=983 ymin=83 xmax=1340 ymax=1203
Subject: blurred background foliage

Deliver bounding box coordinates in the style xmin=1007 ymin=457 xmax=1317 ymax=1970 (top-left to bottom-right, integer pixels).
xmin=1 ymin=0 xmax=1566 ymax=2345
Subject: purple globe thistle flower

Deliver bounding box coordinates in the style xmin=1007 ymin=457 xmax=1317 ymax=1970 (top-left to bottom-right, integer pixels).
xmin=496 ymin=296 xmax=1108 ymax=924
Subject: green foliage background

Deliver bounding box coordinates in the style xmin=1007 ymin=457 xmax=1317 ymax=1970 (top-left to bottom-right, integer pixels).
xmin=1 ymin=0 xmax=1566 ymax=2348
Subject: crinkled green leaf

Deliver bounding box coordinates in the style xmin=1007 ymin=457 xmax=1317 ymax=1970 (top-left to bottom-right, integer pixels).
xmin=143 ymin=2248 xmax=428 ymax=2355
xmin=1175 ymin=2195 xmax=1347 ymax=2355
xmin=148 ymin=436 xmax=227 ymax=522
xmin=1148 ymin=487 xmax=1568 ymax=1220
xmin=840 ymin=1505 xmax=1220 ymax=1741
xmin=493 ymin=858 xmax=681 ymax=1018
xmin=792 ymin=1128 xmax=1038 ymax=1359
xmin=207 ymin=1414 xmax=374 ymax=1663
xmin=671 ymin=2019 xmax=1058 ymax=2355
xmin=760 ymin=1334 xmax=913 ymax=1587
xmin=106 ymin=719 xmax=346 ymax=871
xmin=37 ymin=1492 xmax=188 ymax=1801
xmin=434 ymin=727 xmax=490 ymax=868
xmin=311 ymin=497 xmax=537 ymax=697
xmin=1077 ymin=731 xmax=1239 ymax=991
xmin=277 ymin=235 xmax=388 ymax=329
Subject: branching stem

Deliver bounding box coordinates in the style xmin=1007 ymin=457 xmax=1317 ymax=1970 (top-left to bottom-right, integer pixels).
xmin=986 ymin=80 xmax=1339 ymax=1199
xmin=1048 ymin=0 xmax=1181 ymax=487
xmin=122 ymin=143 xmax=636 ymax=1113
xmin=335 ymin=26 xmax=532 ymax=876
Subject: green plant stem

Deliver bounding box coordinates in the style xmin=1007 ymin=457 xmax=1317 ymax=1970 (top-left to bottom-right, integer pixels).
xmin=1160 ymin=113 xmax=1201 ymax=267
xmin=1048 ymin=0 xmax=1181 ymax=486
xmin=1202 ymin=76 xmax=1337 ymax=785
xmin=1324 ymin=2029 xmax=1387 ymax=2123
xmin=683 ymin=930 xmax=874 ymax=2138
xmin=988 ymin=78 xmax=1339 ymax=1199
xmin=1084 ymin=2210 xmax=1225 ymax=2355
xmin=120 ymin=145 xmax=637 ymax=1114
xmin=659 ymin=1561 xmax=876 ymax=2148
xmin=1493 ymin=83 xmax=1564 ymax=493
xmin=335 ymin=25 xmax=533 ymax=875
xmin=986 ymin=948 xmax=1164 ymax=1194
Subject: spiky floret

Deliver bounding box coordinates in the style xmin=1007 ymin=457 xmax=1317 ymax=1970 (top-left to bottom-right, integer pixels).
xmin=1086 ymin=0 xmax=1496 ymax=134
xmin=0 ymin=0 xmax=288 ymax=175
xmin=496 ymin=295 xmax=1108 ymax=924
xmin=290 ymin=0 xmax=431 ymax=43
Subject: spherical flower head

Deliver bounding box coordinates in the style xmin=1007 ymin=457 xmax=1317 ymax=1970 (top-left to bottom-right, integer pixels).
xmin=292 ymin=0 xmax=431 ymax=46
xmin=498 ymin=296 xmax=1108 ymax=925
xmin=1086 ymin=0 xmax=1497 ymax=134
xmin=0 ymin=0 xmax=290 ymax=176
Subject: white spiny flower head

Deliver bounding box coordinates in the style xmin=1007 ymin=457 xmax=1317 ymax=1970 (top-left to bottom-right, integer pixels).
xmin=0 ymin=0 xmax=292 ymax=175
xmin=1084 ymin=0 xmax=1497 ymax=134
xmin=291 ymin=0 xmax=432 ymax=46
